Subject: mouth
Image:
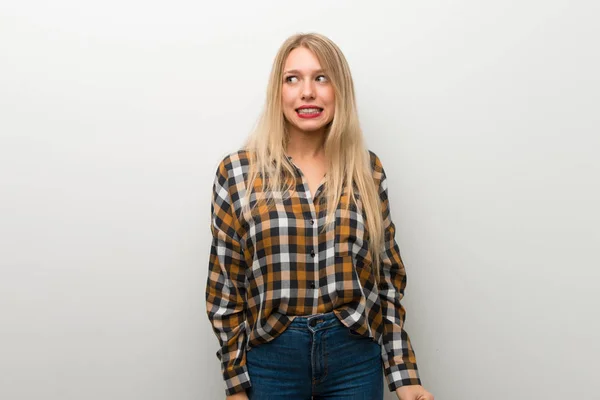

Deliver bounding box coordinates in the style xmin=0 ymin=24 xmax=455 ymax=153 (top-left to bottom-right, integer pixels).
xmin=295 ymin=107 xmax=324 ymax=119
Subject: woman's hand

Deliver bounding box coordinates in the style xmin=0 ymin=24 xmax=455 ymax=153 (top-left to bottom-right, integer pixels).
xmin=225 ymin=391 xmax=248 ymax=400
xmin=395 ymin=384 xmax=434 ymax=400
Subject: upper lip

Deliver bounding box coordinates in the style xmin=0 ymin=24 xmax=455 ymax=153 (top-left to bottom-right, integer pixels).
xmin=296 ymin=105 xmax=323 ymax=111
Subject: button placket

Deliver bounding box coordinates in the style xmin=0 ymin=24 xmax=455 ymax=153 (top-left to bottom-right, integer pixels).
xmin=306 ymin=194 xmax=319 ymax=314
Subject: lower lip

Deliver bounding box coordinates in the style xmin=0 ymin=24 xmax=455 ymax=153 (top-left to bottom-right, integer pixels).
xmin=296 ymin=110 xmax=323 ymax=119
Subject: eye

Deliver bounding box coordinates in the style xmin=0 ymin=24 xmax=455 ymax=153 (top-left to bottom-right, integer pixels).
xmin=316 ymin=75 xmax=328 ymax=83
xmin=285 ymin=75 xmax=298 ymax=83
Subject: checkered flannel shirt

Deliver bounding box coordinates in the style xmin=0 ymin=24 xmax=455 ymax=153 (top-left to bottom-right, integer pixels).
xmin=205 ymin=149 xmax=421 ymax=395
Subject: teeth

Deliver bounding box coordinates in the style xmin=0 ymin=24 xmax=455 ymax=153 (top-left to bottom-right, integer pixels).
xmin=297 ymin=108 xmax=322 ymax=114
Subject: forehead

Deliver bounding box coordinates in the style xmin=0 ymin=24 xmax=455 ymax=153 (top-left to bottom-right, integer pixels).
xmin=283 ymin=47 xmax=323 ymax=72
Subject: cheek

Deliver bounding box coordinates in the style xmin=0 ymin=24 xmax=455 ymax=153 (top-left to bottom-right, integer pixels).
xmin=322 ymin=88 xmax=335 ymax=107
xmin=324 ymin=90 xmax=335 ymax=117
xmin=281 ymin=92 xmax=295 ymax=120
xmin=281 ymin=87 xmax=296 ymax=107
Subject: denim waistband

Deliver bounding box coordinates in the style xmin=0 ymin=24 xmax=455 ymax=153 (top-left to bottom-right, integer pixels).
xmin=288 ymin=311 xmax=341 ymax=331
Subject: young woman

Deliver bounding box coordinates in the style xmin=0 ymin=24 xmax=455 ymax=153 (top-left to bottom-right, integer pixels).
xmin=206 ymin=33 xmax=434 ymax=400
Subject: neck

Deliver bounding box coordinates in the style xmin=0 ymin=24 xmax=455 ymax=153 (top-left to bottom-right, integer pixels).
xmin=285 ymin=126 xmax=327 ymax=160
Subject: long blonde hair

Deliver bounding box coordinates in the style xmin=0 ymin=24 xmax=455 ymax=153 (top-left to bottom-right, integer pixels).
xmin=242 ymin=32 xmax=384 ymax=282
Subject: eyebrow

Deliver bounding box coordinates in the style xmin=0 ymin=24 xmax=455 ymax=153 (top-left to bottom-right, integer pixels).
xmin=283 ymin=69 xmax=325 ymax=75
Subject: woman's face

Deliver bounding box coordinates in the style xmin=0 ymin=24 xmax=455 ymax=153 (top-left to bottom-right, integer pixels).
xmin=281 ymin=47 xmax=335 ymax=136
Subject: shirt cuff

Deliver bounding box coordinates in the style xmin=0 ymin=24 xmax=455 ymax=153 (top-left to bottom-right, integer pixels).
xmin=383 ymin=357 xmax=422 ymax=392
xmin=223 ymin=364 xmax=252 ymax=396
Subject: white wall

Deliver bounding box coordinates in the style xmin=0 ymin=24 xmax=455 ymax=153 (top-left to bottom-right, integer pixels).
xmin=1 ymin=1 xmax=598 ymax=399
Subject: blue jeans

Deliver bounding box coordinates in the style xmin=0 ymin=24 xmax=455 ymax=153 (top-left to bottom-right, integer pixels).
xmin=246 ymin=312 xmax=384 ymax=400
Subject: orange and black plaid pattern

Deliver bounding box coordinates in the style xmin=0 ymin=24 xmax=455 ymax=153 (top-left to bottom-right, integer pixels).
xmin=205 ymin=149 xmax=421 ymax=396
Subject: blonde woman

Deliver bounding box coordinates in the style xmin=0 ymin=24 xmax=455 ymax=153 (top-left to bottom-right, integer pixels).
xmin=206 ymin=33 xmax=434 ymax=400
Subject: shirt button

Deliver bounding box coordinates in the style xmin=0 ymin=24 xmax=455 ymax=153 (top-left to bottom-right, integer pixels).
xmin=310 ymin=219 xmax=314 ymax=225
xmin=310 ymin=282 xmax=316 ymax=289
xmin=310 ymin=249 xmax=315 ymax=257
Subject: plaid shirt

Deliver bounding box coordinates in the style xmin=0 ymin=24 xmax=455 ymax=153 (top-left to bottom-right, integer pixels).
xmin=205 ymin=149 xmax=421 ymax=396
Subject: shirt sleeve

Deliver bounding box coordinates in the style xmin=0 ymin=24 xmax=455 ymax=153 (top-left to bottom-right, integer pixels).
xmin=205 ymin=160 xmax=252 ymax=396
xmin=375 ymin=158 xmax=423 ymax=391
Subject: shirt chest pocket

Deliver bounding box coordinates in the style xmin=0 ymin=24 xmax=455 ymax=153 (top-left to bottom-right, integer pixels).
xmin=332 ymin=191 xmax=377 ymax=289
xmin=334 ymin=192 xmax=368 ymax=259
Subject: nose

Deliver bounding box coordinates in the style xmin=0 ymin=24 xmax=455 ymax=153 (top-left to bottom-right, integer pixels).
xmin=301 ymin=80 xmax=315 ymax=100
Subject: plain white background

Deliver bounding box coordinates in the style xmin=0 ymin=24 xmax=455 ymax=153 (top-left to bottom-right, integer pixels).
xmin=1 ymin=1 xmax=598 ymax=399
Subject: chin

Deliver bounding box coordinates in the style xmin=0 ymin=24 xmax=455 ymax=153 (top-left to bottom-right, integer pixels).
xmin=295 ymin=118 xmax=333 ymax=131
xmin=295 ymin=123 xmax=329 ymax=133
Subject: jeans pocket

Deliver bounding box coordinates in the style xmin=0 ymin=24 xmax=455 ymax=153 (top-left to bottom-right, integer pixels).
xmin=347 ymin=328 xmax=367 ymax=338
